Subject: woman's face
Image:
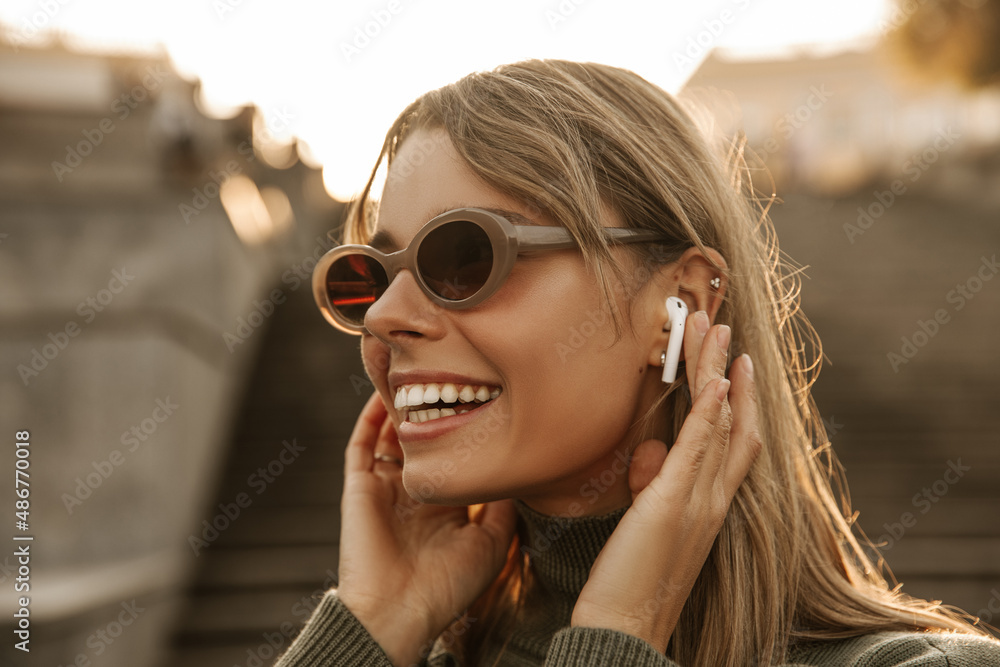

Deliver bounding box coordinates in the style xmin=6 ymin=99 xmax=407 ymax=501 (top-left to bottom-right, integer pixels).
xmin=361 ymin=128 xmax=668 ymax=516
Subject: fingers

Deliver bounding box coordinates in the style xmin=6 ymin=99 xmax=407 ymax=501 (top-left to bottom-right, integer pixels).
xmin=371 ymin=416 xmax=404 ymax=477
xmin=723 ymin=353 xmax=763 ymax=497
xmin=682 ymin=310 xmax=730 ymax=405
xmin=345 ymin=391 xmax=390 ymax=475
xmin=655 ymin=376 xmax=730 ymax=490
xmin=683 ymin=310 xmax=710 ymax=397
xmin=693 ymin=323 xmax=730 ymax=402
xmin=474 ymin=499 xmax=517 ymax=552
xmin=628 ymin=440 xmax=668 ymax=501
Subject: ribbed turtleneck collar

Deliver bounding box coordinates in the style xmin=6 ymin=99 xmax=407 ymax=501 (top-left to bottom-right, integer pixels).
xmin=514 ymin=499 xmax=629 ymax=596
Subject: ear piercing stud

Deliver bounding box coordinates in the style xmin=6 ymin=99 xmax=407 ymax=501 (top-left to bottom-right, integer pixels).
xmin=710 ymin=277 xmax=721 ymax=289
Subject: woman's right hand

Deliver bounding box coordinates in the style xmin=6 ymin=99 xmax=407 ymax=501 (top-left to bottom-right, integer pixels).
xmin=335 ymin=391 xmax=517 ymax=667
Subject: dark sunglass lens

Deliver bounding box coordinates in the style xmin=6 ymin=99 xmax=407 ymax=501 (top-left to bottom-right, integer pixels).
xmin=417 ymin=221 xmax=494 ymax=300
xmin=326 ymin=254 xmax=387 ymax=325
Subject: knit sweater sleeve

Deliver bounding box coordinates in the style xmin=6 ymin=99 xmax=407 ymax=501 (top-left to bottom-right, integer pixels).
xmin=273 ymin=590 xmax=400 ymax=667
xmin=789 ymin=629 xmax=1000 ymax=666
xmin=544 ymin=627 xmax=1000 ymax=666
xmin=544 ymin=627 xmax=680 ymax=667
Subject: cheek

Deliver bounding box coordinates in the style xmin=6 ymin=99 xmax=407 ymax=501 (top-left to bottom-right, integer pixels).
xmin=360 ymin=337 xmax=394 ymax=397
xmin=466 ymin=264 xmax=646 ymax=464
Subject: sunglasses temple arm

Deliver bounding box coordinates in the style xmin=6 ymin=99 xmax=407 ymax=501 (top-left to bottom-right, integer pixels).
xmin=512 ymin=226 xmax=579 ymax=250
xmin=514 ymin=226 xmax=662 ymax=250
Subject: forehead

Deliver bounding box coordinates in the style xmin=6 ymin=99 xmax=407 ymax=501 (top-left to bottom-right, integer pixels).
xmin=371 ymin=128 xmax=545 ymax=251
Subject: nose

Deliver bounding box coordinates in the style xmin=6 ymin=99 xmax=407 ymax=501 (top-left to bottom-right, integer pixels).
xmin=364 ymin=269 xmax=447 ymax=344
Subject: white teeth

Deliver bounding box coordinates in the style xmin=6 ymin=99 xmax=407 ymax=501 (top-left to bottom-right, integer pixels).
xmin=406 ymin=385 xmax=424 ymax=407
xmin=407 ymin=408 xmax=449 ymax=423
xmin=395 ymin=381 xmax=503 ymax=424
xmin=440 ymin=383 xmax=459 ymax=403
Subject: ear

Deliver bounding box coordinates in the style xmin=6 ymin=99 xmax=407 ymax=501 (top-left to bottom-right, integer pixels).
xmin=643 ymin=246 xmax=728 ymax=368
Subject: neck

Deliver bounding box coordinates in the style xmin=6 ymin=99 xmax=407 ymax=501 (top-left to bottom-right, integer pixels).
xmin=516 ymin=442 xmax=637 ymax=517
xmin=517 ymin=483 xmax=632 ymax=517
xmin=514 ymin=499 xmax=629 ymax=596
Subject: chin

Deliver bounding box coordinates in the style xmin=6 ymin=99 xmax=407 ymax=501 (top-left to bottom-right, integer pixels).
xmin=400 ymin=464 xmax=506 ymax=508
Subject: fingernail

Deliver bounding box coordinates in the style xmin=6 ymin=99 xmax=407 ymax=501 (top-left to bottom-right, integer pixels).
xmin=694 ymin=310 xmax=709 ymax=335
xmin=717 ymin=325 xmax=731 ymax=351
xmin=715 ymin=378 xmax=731 ymax=402
xmin=741 ymin=353 xmax=753 ymax=378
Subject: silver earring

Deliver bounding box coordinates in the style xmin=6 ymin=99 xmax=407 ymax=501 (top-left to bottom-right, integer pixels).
xmin=660 ymin=350 xmax=667 ymax=367
xmin=710 ymin=277 xmax=721 ymax=289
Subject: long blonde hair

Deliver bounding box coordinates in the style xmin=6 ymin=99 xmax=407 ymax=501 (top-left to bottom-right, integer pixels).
xmin=342 ymin=59 xmax=996 ymax=666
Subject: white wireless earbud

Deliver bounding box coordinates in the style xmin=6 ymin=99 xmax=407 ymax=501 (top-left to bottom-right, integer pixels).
xmin=661 ymin=296 xmax=688 ymax=383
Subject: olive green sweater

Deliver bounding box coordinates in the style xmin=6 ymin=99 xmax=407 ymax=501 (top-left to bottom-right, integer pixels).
xmin=275 ymin=501 xmax=1000 ymax=666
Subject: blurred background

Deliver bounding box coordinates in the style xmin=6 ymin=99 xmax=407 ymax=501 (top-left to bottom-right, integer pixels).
xmin=1 ymin=0 xmax=998 ymax=665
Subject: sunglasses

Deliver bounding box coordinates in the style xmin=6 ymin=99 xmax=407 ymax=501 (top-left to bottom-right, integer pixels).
xmin=312 ymin=207 xmax=664 ymax=334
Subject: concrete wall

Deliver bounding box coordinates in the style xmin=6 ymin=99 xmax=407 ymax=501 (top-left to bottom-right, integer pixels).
xmin=0 ymin=44 xmax=340 ymax=666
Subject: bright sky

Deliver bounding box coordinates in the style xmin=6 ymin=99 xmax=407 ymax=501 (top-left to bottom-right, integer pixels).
xmin=1 ymin=0 xmax=891 ymax=200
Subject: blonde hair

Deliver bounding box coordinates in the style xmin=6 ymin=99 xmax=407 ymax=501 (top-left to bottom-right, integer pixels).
xmin=342 ymin=60 xmax=996 ymax=666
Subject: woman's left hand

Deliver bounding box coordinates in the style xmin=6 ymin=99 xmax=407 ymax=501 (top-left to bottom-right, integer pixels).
xmin=571 ymin=314 xmax=762 ymax=653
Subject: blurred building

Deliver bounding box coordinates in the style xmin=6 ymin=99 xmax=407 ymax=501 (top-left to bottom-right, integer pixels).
xmin=0 ymin=41 xmax=342 ymax=666
xmin=685 ymin=48 xmax=1000 ymax=198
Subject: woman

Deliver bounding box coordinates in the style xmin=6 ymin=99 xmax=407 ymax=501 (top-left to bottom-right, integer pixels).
xmin=276 ymin=60 xmax=1000 ymax=666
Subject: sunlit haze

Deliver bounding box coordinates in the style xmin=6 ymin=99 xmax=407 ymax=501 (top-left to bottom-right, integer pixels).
xmin=1 ymin=0 xmax=891 ymax=200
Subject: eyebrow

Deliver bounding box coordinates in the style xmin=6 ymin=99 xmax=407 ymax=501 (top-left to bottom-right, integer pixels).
xmin=368 ymin=205 xmax=540 ymax=252
xmin=368 ymin=229 xmax=396 ymax=252
xmin=465 ymin=207 xmax=540 ymax=226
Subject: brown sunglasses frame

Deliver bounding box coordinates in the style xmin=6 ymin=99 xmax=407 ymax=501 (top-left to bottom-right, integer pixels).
xmin=312 ymin=207 xmax=663 ymax=335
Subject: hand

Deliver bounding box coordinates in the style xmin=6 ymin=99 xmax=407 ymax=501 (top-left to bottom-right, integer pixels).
xmin=570 ymin=312 xmax=762 ymax=652
xmin=335 ymin=392 xmax=517 ymax=667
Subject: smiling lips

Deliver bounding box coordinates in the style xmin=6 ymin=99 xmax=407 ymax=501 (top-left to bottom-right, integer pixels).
xmin=393 ymin=382 xmax=502 ymax=423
